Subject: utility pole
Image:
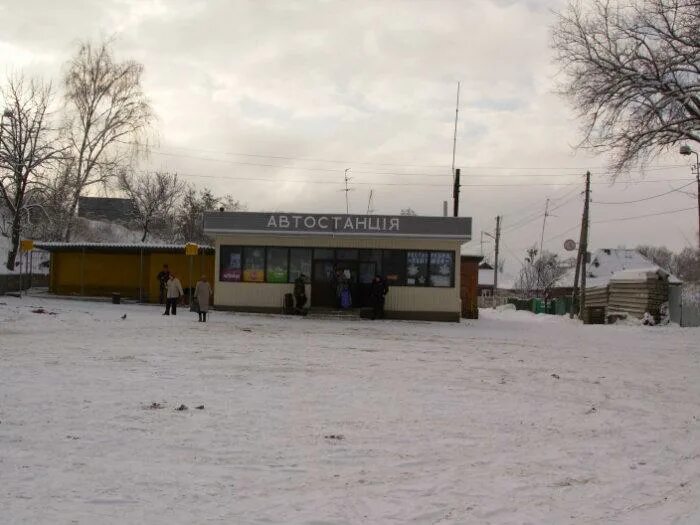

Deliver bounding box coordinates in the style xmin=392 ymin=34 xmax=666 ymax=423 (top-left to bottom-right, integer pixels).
xmin=366 ymin=189 xmax=375 ymax=215
xmin=451 ymin=81 xmax=460 ymax=184
xmin=494 ymin=216 xmax=501 ymax=292
xmin=539 ymin=198 xmax=550 ymax=256
xmin=453 ymin=168 xmax=461 ymax=217
xmin=570 ymin=171 xmax=591 ymax=319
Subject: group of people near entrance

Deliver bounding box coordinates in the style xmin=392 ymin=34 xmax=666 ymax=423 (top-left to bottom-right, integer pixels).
xmin=157 ymin=264 xmax=213 ymax=322
xmin=157 ymin=263 xmax=389 ymax=321
xmin=292 ymin=269 xmax=389 ymax=320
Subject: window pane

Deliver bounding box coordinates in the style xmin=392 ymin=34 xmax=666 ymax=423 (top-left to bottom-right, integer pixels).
xmin=314 ymin=248 xmax=334 ymax=259
xmin=359 ymin=262 xmax=377 ymax=284
xmin=266 ymin=247 xmax=288 ymax=283
xmin=429 ymin=251 xmax=454 ymax=287
xmin=243 ymin=247 xmax=265 ymax=282
xmin=406 ymin=251 xmax=429 ymax=286
xmin=335 ymin=248 xmax=358 ymax=260
xmin=219 ymin=246 xmax=242 ymax=282
xmin=383 ymin=250 xmax=406 ymax=285
xmin=288 ymin=248 xmax=312 ymax=282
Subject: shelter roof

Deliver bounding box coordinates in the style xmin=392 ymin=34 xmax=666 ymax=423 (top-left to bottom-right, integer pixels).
xmin=34 ymin=242 xmax=214 ymax=254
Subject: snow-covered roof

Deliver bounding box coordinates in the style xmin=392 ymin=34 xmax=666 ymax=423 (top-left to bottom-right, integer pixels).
xmin=609 ymin=267 xmax=679 ymax=283
xmin=556 ymin=248 xmax=682 ymax=288
xmin=479 ymin=268 xmax=494 ymax=286
xmin=34 ymin=242 xmax=214 ymax=253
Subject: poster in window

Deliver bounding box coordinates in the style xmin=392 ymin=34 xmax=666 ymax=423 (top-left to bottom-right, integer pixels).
xmin=406 ymin=251 xmax=428 ymax=286
xmin=429 ymin=251 xmax=453 ymax=287
xmin=266 ymin=247 xmax=288 ymax=283
xmin=243 ymin=247 xmax=265 ymax=282
xmin=220 ymin=246 xmax=242 ymax=282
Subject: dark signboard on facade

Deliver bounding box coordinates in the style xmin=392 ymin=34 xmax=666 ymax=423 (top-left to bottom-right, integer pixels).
xmin=204 ymin=212 xmax=471 ymax=240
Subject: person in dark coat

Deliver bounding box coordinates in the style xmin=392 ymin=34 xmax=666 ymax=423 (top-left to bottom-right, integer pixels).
xmin=293 ymin=273 xmax=307 ymax=313
xmin=369 ymin=274 xmax=388 ymax=320
xmin=157 ymin=264 xmax=170 ymax=304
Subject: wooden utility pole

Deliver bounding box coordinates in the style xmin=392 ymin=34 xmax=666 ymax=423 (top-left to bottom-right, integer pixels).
xmin=453 ymin=168 xmax=461 ymax=217
xmin=494 ymin=216 xmax=501 ymax=292
xmin=570 ymin=171 xmax=591 ymax=319
xmin=539 ymin=198 xmax=550 ymax=256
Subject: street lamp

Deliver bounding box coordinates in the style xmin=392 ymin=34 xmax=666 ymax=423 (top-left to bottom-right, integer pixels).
xmin=679 ymin=144 xmax=700 ymax=250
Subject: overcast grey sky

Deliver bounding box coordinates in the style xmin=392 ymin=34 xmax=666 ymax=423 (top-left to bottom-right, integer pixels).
xmin=1 ymin=0 xmax=697 ymax=272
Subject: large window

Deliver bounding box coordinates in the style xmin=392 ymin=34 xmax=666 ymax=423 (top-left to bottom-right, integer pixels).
xmin=243 ymin=247 xmax=266 ymax=282
xmin=406 ymin=251 xmax=429 ymax=286
xmin=220 ymin=246 xmax=242 ymax=282
xmin=429 ymin=251 xmax=454 ymax=287
xmin=266 ymin=247 xmax=288 ymax=283
xmin=288 ymin=248 xmax=312 ymax=282
xmin=218 ymin=246 xmax=455 ymax=288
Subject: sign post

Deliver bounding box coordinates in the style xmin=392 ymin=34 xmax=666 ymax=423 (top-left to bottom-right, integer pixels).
xmin=185 ymin=243 xmax=198 ymax=306
xmin=19 ymin=240 xmax=34 ymax=297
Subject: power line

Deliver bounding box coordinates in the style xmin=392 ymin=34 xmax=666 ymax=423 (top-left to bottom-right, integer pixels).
xmin=132 ymin=168 xmax=694 ymax=189
xmin=123 ymin=141 xmax=687 ymax=175
xmin=592 ymin=181 xmax=696 ymax=204
xmin=502 ymin=190 xmax=581 ymax=234
xmin=592 ymin=207 xmax=696 ymax=224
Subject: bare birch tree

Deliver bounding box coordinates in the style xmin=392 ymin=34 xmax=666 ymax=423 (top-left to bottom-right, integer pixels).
xmin=62 ymin=40 xmax=153 ymax=240
xmin=552 ymin=0 xmax=700 ymax=173
xmin=118 ymin=170 xmax=183 ymax=242
xmin=0 ymin=76 xmax=63 ymax=270
xmin=515 ymin=247 xmax=568 ymax=300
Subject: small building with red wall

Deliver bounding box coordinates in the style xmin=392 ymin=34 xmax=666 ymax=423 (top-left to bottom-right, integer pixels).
xmin=460 ymin=255 xmax=483 ymax=319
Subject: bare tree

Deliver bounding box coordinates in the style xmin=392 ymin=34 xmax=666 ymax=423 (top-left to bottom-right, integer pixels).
xmin=175 ymin=184 xmax=243 ymax=244
xmin=552 ymin=0 xmax=700 ymax=173
xmin=0 ymin=76 xmax=63 ymax=270
xmin=118 ymin=170 xmax=183 ymax=242
xmin=62 ymin=39 xmax=153 ymax=240
xmin=515 ymin=247 xmax=569 ymax=301
xmin=637 ymin=244 xmax=700 ymax=281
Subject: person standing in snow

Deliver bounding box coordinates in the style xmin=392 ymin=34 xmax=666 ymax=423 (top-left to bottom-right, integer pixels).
xmin=293 ymin=273 xmax=307 ymax=313
xmin=157 ymin=264 xmax=170 ymax=304
xmin=164 ymin=272 xmax=184 ymax=316
xmin=194 ymin=275 xmax=213 ymax=322
xmin=369 ymin=274 xmax=389 ymax=320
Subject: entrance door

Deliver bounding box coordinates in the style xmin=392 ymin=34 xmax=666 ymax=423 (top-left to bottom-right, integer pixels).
xmin=312 ymin=260 xmax=336 ymax=307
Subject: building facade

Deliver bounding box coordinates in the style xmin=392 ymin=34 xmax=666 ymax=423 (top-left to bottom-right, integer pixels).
xmin=204 ymin=212 xmax=472 ymax=321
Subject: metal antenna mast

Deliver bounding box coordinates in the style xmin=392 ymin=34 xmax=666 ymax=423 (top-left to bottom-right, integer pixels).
xmin=343 ymin=168 xmax=352 ymax=214
xmin=451 ymin=81 xmax=461 ymax=184
xmin=366 ymin=189 xmax=375 ymax=214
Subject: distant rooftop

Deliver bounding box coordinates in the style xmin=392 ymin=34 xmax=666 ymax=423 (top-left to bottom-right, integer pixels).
xmin=557 ymin=248 xmax=682 ymax=288
xmin=78 ymin=197 xmax=136 ymax=223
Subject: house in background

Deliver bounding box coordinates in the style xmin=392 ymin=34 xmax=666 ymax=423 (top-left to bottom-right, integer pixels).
xmin=478 ymin=262 xmax=494 ymax=296
xmin=78 ymin=197 xmax=136 ymax=224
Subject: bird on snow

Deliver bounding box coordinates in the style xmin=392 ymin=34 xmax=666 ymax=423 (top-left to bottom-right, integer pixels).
xmin=121 ymin=314 xmax=127 ymax=320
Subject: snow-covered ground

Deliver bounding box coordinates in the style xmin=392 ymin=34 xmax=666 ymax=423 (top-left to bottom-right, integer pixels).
xmin=1 ymin=298 xmax=699 ymax=524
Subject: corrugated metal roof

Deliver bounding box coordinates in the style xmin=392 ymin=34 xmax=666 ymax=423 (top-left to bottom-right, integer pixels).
xmin=34 ymin=242 xmax=215 ymax=254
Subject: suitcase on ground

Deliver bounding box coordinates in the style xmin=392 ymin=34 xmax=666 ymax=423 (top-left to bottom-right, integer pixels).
xmin=283 ymin=293 xmax=294 ymax=314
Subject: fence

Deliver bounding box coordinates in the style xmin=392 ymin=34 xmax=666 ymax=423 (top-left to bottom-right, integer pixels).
xmin=0 ymin=274 xmax=50 ymax=295
xmin=669 ymin=283 xmax=700 ymax=327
